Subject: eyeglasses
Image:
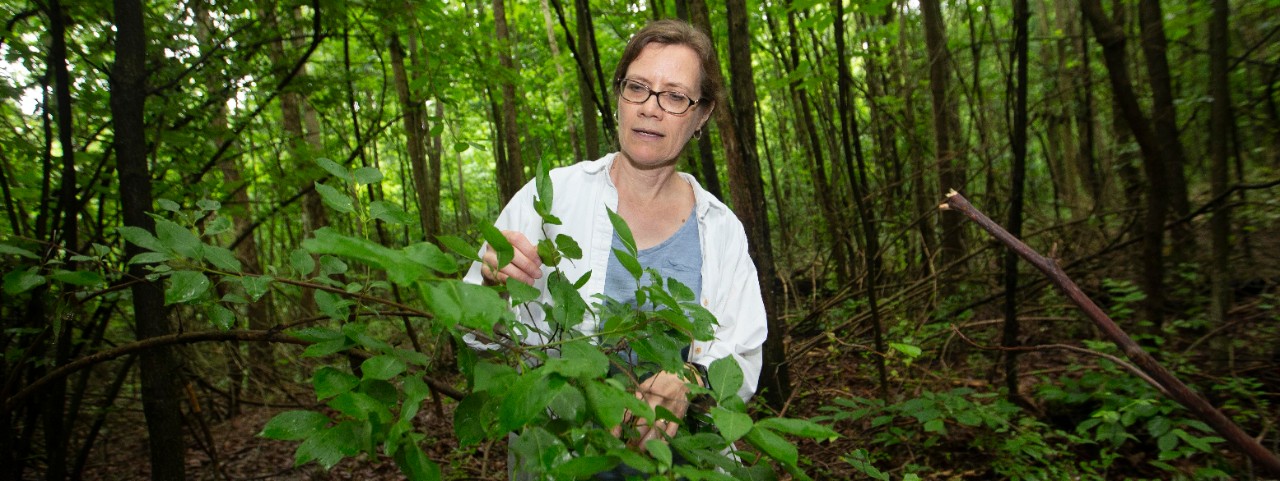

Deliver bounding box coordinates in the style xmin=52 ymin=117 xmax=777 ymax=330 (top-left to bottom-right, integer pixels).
xmin=617 ymin=78 xmax=701 ymax=115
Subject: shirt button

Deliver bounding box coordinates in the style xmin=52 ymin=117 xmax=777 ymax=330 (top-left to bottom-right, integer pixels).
xmin=695 ymin=347 xmax=703 ymax=354
xmin=702 ymin=299 xmax=709 ymax=307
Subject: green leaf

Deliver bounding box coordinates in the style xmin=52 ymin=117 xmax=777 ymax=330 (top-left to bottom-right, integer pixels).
xmin=452 ymin=141 xmax=470 ymax=153
xmin=314 ymin=182 xmax=354 ymax=214
xmin=481 ymin=224 xmax=513 ymax=269
xmin=585 ymin=379 xmax=651 ymax=429
xmin=239 ymin=275 xmax=272 ymax=301
xmin=206 ymin=304 xmax=236 ymax=330
xmin=392 ymin=443 xmax=441 ymax=481
xmin=260 ymin=410 xmax=331 ymax=441
xmin=612 ymin=248 xmax=642 ymax=281
xmin=436 ymin=235 xmax=480 ymax=262
xmin=369 ymin=200 xmax=414 ymax=225
xmin=3 ymin=269 xmax=46 ymax=295
xmin=302 ymin=338 xmax=350 ymax=358
xmin=197 ymin=199 xmax=222 ymax=211
xmin=157 ymin=198 xmax=181 ymax=212
xmin=405 ymin=242 xmax=456 ymax=274
xmin=757 ymin=418 xmax=839 ymax=442
xmin=0 ymin=244 xmax=39 ymax=259
xmin=552 ymin=455 xmax=617 ymax=478
xmin=303 ymin=228 xmax=428 ymax=286
xmin=155 ymin=218 xmax=203 ymax=260
xmin=511 ymin=426 xmax=568 ymax=474
xmin=315 ymin=290 xmax=353 ymax=320
xmin=128 ymin=252 xmax=170 ymax=265
xmin=499 ymin=374 xmax=560 ymax=433
xmin=889 ymin=342 xmax=922 ymax=359
xmin=289 ymin=327 xmax=344 ymax=342
xmin=745 ymin=426 xmax=798 ymax=467
xmin=647 ymin=439 xmax=673 ymax=471
xmin=361 ymin=355 xmax=407 ymax=381
xmin=710 ymin=406 xmax=754 ymax=443
xmin=506 ymin=277 xmax=541 ymax=305
xmin=313 ymin=367 xmax=360 ymax=400
xmin=453 ymin=393 xmax=492 ymax=447
xmin=708 ymin=357 xmax=744 ymax=403
xmin=203 ymin=245 xmax=242 ymax=272
xmin=554 ymin=234 xmax=582 ymax=260
xmin=118 ymin=226 xmax=165 ymax=252
xmin=353 ymin=166 xmax=383 ymax=185
xmin=606 ymin=208 xmax=637 ymax=255
xmin=203 ymin=216 xmax=232 ymax=236
xmin=472 ymin=362 xmax=517 ymax=393
xmin=544 ymin=340 xmax=609 ymax=380
xmin=420 ymin=280 xmax=509 ymax=332
xmin=50 ymin=269 xmax=103 ymax=287
xmin=295 ymin=421 xmax=361 ymax=469
xmin=165 ymin=271 xmax=210 ymax=305
xmin=536 ymin=158 xmax=554 ymax=208
xmin=290 ymin=248 xmax=315 ymax=276
xmin=315 ymin=157 xmax=351 ymax=180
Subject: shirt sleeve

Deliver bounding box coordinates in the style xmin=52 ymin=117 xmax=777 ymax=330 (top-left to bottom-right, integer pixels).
xmin=691 ymin=219 xmax=768 ymax=403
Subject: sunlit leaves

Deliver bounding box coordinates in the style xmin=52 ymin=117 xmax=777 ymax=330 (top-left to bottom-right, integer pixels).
xmin=315 ymin=182 xmax=354 ymax=214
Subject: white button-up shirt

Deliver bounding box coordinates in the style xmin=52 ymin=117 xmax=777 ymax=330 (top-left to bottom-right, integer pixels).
xmin=464 ymin=153 xmax=767 ymax=402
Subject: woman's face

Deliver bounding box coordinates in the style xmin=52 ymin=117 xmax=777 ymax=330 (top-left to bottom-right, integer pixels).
xmin=616 ymin=43 xmax=712 ymax=170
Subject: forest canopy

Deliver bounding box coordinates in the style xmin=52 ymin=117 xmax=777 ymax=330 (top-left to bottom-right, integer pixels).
xmin=2 ymin=0 xmax=1279 ymax=479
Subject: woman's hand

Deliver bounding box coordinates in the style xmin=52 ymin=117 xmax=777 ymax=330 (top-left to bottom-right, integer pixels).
xmin=481 ymin=230 xmax=543 ymax=285
xmin=613 ymin=371 xmax=690 ymax=448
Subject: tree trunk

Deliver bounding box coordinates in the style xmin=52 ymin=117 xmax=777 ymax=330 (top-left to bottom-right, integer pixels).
xmin=1137 ymin=0 xmax=1193 ymax=260
xmin=1083 ymin=0 xmax=1169 ymax=328
xmin=389 ymin=34 xmax=437 ymax=240
xmin=111 ymin=0 xmax=186 ymax=477
xmin=493 ymin=0 xmax=524 ymax=205
xmin=44 ymin=0 xmax=77 ymax=476
xmin=1208 ymin=0 xmax=1231 ymax=325
xmin=1004 ymin=0 xmax=1029 ymax=401
xmin=922 ymin=0 xmax=965 ymax=272
xmin=700 ymin=0 xmax=792 ymax=409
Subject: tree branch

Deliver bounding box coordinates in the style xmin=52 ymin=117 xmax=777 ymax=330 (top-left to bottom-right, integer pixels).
xmin=939 ymin=190 xmax=1280 ymax=475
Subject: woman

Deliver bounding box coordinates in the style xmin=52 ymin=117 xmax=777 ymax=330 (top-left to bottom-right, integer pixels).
xmin=464 ymin=18 xmax=767 ymax=471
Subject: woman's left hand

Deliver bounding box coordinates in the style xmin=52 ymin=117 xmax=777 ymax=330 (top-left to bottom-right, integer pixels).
xmin=613 ymin=371 xmax=690 ymax=448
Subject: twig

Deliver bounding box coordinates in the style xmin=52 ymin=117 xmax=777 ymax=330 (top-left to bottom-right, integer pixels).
xmin=939 ymin=190 xmax=1280 ymax=475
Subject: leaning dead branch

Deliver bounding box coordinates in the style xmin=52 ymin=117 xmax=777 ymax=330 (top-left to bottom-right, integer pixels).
xmin=939 ymin=189 xmax=1280 ymax=476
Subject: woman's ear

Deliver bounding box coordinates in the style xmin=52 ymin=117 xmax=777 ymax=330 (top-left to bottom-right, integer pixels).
xmin=698 ymin=102 xmax=715 ymax=129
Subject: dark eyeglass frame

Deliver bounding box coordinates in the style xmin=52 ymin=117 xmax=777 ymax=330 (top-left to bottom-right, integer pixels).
xmin=616 ymin=78 xmax=701 ymax=115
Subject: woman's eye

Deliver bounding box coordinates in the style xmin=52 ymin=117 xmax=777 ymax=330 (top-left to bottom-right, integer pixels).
xmin=665 ymin=92 xmax=689 ymax=103
xmin=626 ymin=82 xmax=648 ymax=93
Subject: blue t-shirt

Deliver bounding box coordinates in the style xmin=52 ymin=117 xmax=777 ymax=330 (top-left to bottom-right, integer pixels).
xmin=602 ymin=207 xmax=703 ymax=309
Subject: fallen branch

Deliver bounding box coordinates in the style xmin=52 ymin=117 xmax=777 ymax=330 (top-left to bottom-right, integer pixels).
xmin=939 ymin=190 xmax=1280 ymax=475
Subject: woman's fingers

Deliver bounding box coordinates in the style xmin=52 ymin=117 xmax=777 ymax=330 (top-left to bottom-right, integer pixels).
xmin=481 ymin=231 xmax=543 ymax=285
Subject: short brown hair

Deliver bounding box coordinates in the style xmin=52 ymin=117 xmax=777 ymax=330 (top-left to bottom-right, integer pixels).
xmin=611 ymin=19 xmax=722 ymax=111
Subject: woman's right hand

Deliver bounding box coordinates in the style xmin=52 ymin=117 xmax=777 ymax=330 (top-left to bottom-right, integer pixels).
xmin=481 ymin=230 xmax=543 ymax=285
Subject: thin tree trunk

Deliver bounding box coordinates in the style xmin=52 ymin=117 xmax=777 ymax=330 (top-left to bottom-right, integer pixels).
xmin=1004 ymin=0 xmax=1029 ymax=402
xmin=44 ymin=0 xmax=76 ymax=476
xmin=493 ymin=0 xmax=524 ymax=205
xmin=389 ymin=34 xmax=436 ymax=240
xmin=1083 ymin=0 xmax=1169 ymax=328
xmin=112 ymin=0 xmax=186 ymax=477
xmin=922 ymin=0 xmax=965 ymax=273
xmin=1207 ymin=0 xmax=1231 ymax=325
xmin=1137 ymin=0 xmax=1193 ymax=260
